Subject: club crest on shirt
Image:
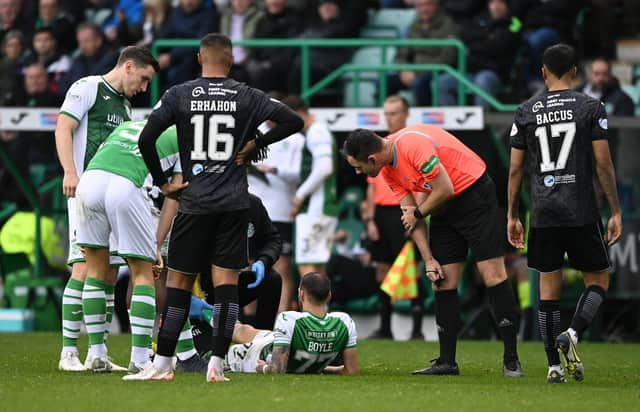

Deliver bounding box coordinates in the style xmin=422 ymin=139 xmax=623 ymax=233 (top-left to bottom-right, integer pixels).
xmin=247 ymin=222 xmax=255 ymax=238
xmin=532 ymin=101 xmax=544 ymax=113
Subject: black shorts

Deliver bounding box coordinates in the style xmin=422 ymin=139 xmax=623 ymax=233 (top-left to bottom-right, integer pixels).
xmin=429 ymin=173 xmax=504 ymax=265
xmin=528 ymin=221 xmax=611 ymax=273
xmin=369 ymin=206 xmax=406 ymax=264
xmin=167 ymin=209 xmax=249 ymax=273
xmin=273 ymin=221 xmax=293 ymax=257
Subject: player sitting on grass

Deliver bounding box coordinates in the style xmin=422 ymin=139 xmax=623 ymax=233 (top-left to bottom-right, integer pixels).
xmin=192 ymin=272 xmax=359 ymax=375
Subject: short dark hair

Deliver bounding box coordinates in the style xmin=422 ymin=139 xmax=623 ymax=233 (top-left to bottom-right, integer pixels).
xmin=281 ymin=94 xmax=308 ymax=113
xmin=342 ymin=128 xmax=383 ymax=161
xmin=384 ymin=94 xmax=410 ymax=112
xmin=200 ymin=32 xmax=232 ymax=50
xmin=33 ymin=27 xmax=55 ymax=39
xmin=199 ymin=33 xmax=233 ymax=68
xmin=542 ymin=43 xmax=577 ymax=78
xmin=300 ymin=272 xmax=331 ymax=304
xmin=117 ymin=45 xmax=160 ymax=73
xmin=77 ymin=22 xmax=103 ymax=38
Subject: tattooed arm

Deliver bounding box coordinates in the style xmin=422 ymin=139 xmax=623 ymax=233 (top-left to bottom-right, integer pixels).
xmin=256 ymin=345 xmax=289 ymax=374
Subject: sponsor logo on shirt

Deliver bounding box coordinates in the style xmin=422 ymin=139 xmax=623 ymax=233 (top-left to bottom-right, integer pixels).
xmin=192 ymin=163 xmax=204 ymax=176
xmin=357 ymin=112 xmax=380 ymax=126
xmin=421 ymin=111 xmax=445 ymax=125
xmin=102 ymin=95 xmax=111 ymax=101
xmin=420 ymin=155 xmax=440 ymax=174
xmin=543 ymin=175 xmax=555 ymax=187
xmin=247 ymin=222 xmax=255 ymax=238
xmin=532 ymin=101 xmax=544 ymax=113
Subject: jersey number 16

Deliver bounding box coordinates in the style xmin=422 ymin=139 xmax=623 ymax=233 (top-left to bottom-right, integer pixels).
xmin=190 ymin=114 xmax=235 ymax=161
xmin=534 ymin=121 xmax=576 ymax=173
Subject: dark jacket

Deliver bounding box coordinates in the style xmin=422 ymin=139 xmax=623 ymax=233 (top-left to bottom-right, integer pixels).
xmin=160 ymin=3 xmax=219 ymax=62
xmin=35 ymin=14 xmax=77 ymax=53
xmin=248 ymin=194 xmax=282 ymax=269
xmin=58 ymin=45 xmax=119 ymax=95
xmin=512 ymin=0 xmax=583 ymax=37
xmin=247 ymin=7 xmax=303 ymax=68
xmin=395 ymin=12 xmax=459 ymax=67
xmin=463 ymin=12 xmax=521 ymax=80
xmin=13 ymin=91 xmax=63 ymax=165
xmin=577 ymin=77 xmax=635 ymax=116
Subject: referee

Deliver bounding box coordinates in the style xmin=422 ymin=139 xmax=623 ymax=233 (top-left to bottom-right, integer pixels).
xmin=343 ymin=124 xmax=523 ymax=377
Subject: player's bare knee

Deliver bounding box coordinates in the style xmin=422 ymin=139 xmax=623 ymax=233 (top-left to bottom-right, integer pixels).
xmin=583 ymin=272 xmax=609 ymax=292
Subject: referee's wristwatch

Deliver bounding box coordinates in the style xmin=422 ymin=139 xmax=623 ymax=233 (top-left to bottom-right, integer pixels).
xmin=413 ymin=208 xmax=424 ymax=220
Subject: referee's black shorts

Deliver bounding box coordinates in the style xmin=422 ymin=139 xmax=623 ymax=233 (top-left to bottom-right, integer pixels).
xmin=369 ymin=205 xmax=406 ymax=264
xmin=167 ymin=209 xmax=249 ymax=274
xmin=429 ymin=172 xmax=504 ymax=265
xmin=528 ymin=221 xmax=611 ymax=274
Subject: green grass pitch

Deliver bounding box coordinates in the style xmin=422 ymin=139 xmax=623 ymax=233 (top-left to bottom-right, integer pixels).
xmin=1 ymin=333 xmax=639 ymax=412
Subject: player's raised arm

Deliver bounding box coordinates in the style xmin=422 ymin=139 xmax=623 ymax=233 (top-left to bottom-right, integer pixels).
xmin=55 ymin=114 xmax=80 ymax=197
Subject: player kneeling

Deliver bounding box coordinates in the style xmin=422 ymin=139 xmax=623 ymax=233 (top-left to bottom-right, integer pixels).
xmin=227 ymin=272 xmax=359 ymax=375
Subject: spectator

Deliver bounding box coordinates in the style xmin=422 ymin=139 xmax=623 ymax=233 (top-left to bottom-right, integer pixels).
xmin=103 ymin=0 xmax=145 ymax=45
xmin=0 ymin=0 xmax=32 ymax=43
xmin=287 ymin=0 xmax=353 ymax=95
xmin=35 ymin=0 xmax=76 ymax=53
xmin=512 ymin=0 xmax=581 ymax=94
xmin=0 ymin=29 xmax=26 ymax=105
xmin=22 ymin=27 xmax=71 ymax=95
xmin=438 ymin=0 xmax=520 ymax=108
xmin=220 ymin=0 xmax=263 ymax=83
xmin=58 ymin=22 xmax=118 ymax=95
xmin=386 ymin=0 xmax=458 ymax=106
xmin=245 ymin=0 xmax=302 ymax=93
xmin=13 ymin=64 xmax=63 ymax=166
xmin=578 ymin=58 xmax=635 ymax=116
xmin=124 ymin=0 xmax=171 ymax=47
xmin=157 ymin=0 xmax=219 ymax=87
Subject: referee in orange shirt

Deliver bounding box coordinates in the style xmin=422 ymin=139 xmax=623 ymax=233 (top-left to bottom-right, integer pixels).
xmin=363 ymin=96 xmax=426 ymax=340
xmin=343 ymin=124 xmax=523 ymax=377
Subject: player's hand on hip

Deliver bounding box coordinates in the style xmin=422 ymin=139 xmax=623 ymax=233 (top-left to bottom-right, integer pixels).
xmin=507 ymin=217 xmax=525 ymax=249
xmin=606 ymin=213 xmax=623 ymax=246
xmin=367 ymin=220 xmax=380 ymax=241
xmin=236 ymin=140 xmax=257 ymax=165
xmin=160 ymin=181 xmax=188 ymax=200
xmin=400 ymin=205 xmax=418 ymax=232
xmin=426 ymin=257 xmax=445 ymax=286
xmin=63 ymin=171 xmax=79 ymax=197
xmin=247 ymin=260 xmax=265 ymax=289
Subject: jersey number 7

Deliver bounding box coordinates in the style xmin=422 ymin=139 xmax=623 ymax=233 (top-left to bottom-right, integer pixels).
xmin=190 ymin=114 xmax=235 ymax=161
xmin=534 ymin=121 xmax=576 ymax=173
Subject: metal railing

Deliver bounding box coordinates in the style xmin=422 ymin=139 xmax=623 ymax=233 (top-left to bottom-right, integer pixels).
xmin=150 ymin=38 xmax=469 ymax=106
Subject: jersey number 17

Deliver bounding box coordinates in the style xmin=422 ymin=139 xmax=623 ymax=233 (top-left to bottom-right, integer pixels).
xmin=534 ymin=121 xmax=576 ymax=173
xmin=190 ymin=114 xmax=235 ymax=161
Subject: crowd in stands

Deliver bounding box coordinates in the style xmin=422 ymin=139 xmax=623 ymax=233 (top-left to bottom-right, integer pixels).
xmin=0 ymin=0 xmax=637 ymax=108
